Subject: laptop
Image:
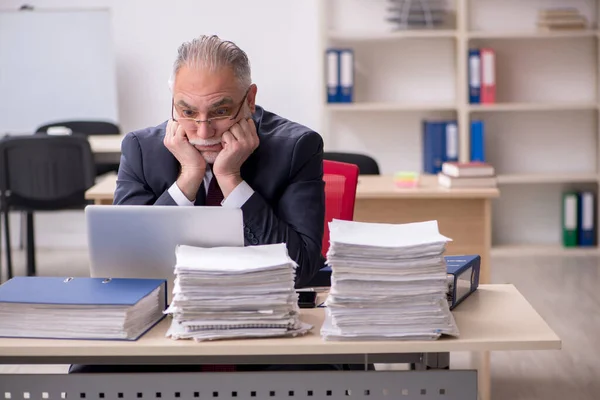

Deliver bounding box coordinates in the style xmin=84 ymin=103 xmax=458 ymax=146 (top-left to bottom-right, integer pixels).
xmin=85 ymin=205 xmax=245 ymax=296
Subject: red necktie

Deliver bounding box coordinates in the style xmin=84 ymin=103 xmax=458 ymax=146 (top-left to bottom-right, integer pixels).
xmin=205 ymin=176 xmax=224 ymax=206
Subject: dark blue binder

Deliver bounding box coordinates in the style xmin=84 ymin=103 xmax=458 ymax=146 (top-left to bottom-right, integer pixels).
xmin=470 ymin=120 xmax=485 ymax=162
xmin=423 ymin=121 xmax=446 ymax=174
xmin=578 ymin=191 xmax=596 ymax=246
xmin=445 ymin=255 xmax=480 ymax=309
xmin=468 ymin=49 xmax=481 ymax=104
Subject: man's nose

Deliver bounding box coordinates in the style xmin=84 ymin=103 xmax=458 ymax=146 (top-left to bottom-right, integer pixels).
xmin=195 ymin=121 xmax=215 ymax=139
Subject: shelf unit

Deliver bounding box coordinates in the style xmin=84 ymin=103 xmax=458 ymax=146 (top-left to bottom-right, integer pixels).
xmin=320 ymin=0 xmax=600 ymax=255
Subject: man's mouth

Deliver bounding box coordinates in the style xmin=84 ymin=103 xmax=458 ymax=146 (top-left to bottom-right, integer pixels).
xmin=194 ymin=143 xmax=222 ymax=152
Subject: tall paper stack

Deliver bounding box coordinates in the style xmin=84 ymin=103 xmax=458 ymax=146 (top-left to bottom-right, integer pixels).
xmin=165 ymin=243 xmax=312 ymax=342
xmin=321 ymin=219 xmax=459 ymax=341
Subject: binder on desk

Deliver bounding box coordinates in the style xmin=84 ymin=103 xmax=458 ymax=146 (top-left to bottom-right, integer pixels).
xmin=339 ymin=49 xmax=354 ymax=103
xmin=445 ymin=255 xmax=480 ymax=310
xmin=468 ymin=49 xmax=481 ymax=104
xmin=481 ymin=48 xmax=496 ymax=104
xmin=578 ymin=191 xmax=596 ymax=246
xmin=0 ymin=277 xmax=167 ymax=340
xmin=326 ymin=49 xmax=340 ymax=103
xmin=562 ymin=192 xmax=579 ymax=247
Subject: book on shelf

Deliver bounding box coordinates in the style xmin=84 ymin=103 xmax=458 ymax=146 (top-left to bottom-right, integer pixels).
xmin=325 ymin=48 xmax=354 ymax=103
xmin=468 ymin=48 xmax=495 ymax=104
xmin=537 ymin=7 xmax=587 ymax=31
xmin=470 ymin=120 xmax=485 ymax=162
xmin=422 ymin=119 xmax=458 ymax=174
xmin=562 ymin=190 xmax=596 ymax=247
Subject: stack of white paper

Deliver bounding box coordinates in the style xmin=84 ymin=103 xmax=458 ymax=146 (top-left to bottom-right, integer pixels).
xmin=165 ymin=243 xmax=312 ymax=342
xmin=321 ymin=219 xmax=460 ymax=341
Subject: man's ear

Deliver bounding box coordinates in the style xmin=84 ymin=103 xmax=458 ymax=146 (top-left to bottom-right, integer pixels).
xmin=247 ymin=84 xmax=258 ymax=113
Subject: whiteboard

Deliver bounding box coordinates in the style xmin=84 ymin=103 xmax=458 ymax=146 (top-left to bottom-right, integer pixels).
xmin=0 ymin=9 xmax=118 ymax=134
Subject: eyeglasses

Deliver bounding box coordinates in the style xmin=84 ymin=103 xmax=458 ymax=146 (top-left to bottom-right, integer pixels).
xmin=171 ymin=87 xmax=251 ymax=128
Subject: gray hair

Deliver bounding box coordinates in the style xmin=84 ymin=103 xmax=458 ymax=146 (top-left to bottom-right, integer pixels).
xmin=169 ymin=35 xmax=251 ymax=90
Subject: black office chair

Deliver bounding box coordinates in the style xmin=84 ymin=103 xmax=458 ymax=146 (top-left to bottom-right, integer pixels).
xmin=0 ymin=135 xmax=96 ymax=280
xmin=36 ymin=120 xmax=121 ymax=176
xmin=323 ymin=152 xmax=380 ymax=175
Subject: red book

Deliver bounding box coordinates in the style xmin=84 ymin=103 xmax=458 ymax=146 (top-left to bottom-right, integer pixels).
xmin=480 ymin=48 xmax=496 ymax=104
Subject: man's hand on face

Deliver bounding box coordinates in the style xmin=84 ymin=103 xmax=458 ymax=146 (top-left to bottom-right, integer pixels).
xmin=213 ymin=118 xmax=259 ymax=197
xmin=163 ymin=119 xmax=206 ymax=201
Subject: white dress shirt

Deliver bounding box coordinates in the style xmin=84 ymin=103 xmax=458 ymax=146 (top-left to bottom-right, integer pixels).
xmin=167 ymin=164 xmax=254 ymax=208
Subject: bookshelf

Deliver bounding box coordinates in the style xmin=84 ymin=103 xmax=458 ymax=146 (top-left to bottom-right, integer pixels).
xmin=320 ymin=0 xmax=600 ymax=255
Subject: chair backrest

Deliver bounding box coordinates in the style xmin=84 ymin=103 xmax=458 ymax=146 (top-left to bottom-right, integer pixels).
xmin=36 ymin=120 xmax=120 ymax=136
xmin=323 ymin=152 xmax=380 ymax=175
xmin=0 ymin=135 xmax=96 ymax=210
xmin=322 ymin=160 xmax=359 ymax=258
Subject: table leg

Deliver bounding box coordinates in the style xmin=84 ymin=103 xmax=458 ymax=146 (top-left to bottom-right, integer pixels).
xmin=470 ymin=351 xmax=491 ymax=400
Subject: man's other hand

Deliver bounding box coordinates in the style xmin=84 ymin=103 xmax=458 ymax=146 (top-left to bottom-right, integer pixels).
xmin=213 ymin=118 xmax=259 ymax=197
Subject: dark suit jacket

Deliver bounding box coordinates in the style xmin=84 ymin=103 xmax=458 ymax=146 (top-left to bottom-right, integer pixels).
xmin=113 ymin=106 xmax=325 ymax=287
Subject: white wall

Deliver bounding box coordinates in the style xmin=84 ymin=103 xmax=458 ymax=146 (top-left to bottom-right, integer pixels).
xmin=2 ymin=0 xmax=323 ymax=134
xmin=1 ymin=0 xmax=322 ymax=250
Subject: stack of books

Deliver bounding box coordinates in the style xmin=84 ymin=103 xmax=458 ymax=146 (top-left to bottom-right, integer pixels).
xmin=0 ymin=277 xmax=166 ymax=340
xmin=537 ymin=7 xmax=587 ymax=31
xmin=437 ymin=161 xmax=497 ymax=188
xmin=165 ymin=243 xmax=311 ymax=342
xmin=321 ymin=219 xmax=459 ymax=341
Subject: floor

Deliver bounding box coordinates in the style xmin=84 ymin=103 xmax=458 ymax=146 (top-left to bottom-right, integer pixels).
xmin=1 ymin=249 xmax=599 ymax=399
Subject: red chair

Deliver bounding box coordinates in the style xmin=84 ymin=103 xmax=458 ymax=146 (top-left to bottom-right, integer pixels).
xmin=322 ymin=160 xmax=359 ymax=258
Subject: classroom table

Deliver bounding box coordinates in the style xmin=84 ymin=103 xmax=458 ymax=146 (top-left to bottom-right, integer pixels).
xmin=0 ymin=285 xmax=560 ymax=400
xmin=85 ymin=174 xmax=499 ymax=283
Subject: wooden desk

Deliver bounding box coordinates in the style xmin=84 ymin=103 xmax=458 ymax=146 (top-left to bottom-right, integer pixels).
xmin=88 ymin=135 xmax=124 ymax=154
xmin=85 ymin=174 xmax=499 ymax=284
xmin=0 ymin=285 xmax=560 ymax=400
xmin=355 ymin=175 xmax=499 ymax=284
xmin=88 ymin=135 xmax=124 ymax=164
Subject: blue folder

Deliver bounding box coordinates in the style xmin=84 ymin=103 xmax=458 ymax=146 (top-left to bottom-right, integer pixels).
xmin=578 ymin=191 xmax=596 ymax=246
xmin=0 ymin=277 xmax=167 ymax=340
xmin=0 ymin=276 xmax=166 ymax=306
xmin=468 ymin=49 xmax=481 ymax=104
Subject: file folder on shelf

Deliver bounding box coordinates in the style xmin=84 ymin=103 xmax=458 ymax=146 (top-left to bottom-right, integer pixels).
xmin=480 ymin=48 xmax=496 ymax=104
xmin=468 ymin=49 xmax=481 ymax=104
xmin=562 ymin=191 xmax=579 ymax=247
xmin=470 ymin=120 xmax=485 ymax=162
xmin=0 ymin=277 xmax=167 ymax=340
xmin=578 ymin=191 xmax=596 ymax=246
xmin=326 ymin=49 xmax=340 ymax=103
xmin=445 ymin=120 xmax=459 ymax=163
xmin=339 ymin=48 xmax=354 ymax=103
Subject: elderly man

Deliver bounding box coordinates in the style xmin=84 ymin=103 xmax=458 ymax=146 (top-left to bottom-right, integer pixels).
xmin=114 ymin=35 xmax=325 ymax=288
